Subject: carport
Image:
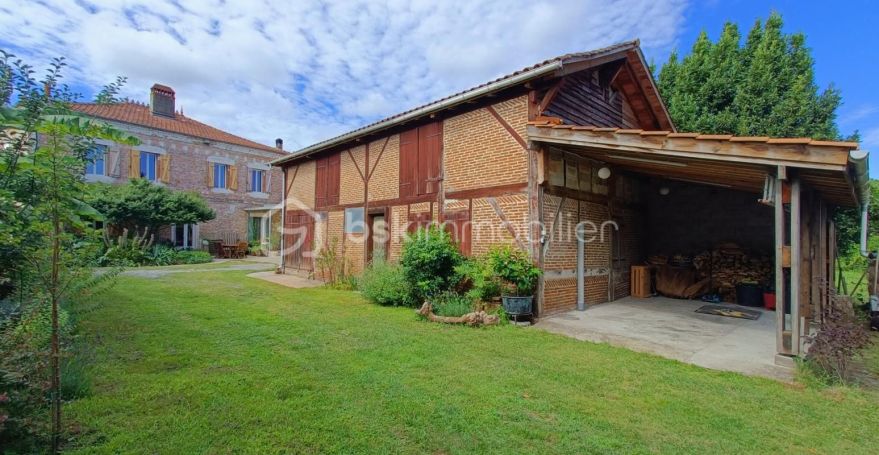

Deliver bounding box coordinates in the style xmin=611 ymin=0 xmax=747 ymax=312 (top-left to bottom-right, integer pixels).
xmin=528 ymin=123 xmax=869 ymax=366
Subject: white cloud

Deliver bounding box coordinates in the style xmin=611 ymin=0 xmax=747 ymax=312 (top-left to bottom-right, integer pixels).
xmin=0 ymin=0 xmax=688 ymax=150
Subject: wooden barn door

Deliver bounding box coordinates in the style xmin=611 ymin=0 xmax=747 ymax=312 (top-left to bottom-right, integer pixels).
xmin=284 ymin=210 xmax=314 ymax=271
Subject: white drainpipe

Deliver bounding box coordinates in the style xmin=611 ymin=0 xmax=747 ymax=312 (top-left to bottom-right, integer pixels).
xmin=849 ymin=150 xmax=871 ymax=258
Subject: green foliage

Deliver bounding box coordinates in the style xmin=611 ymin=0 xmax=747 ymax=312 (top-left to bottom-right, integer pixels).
xmin=94 ymin=76 xmax=129 ymax=104
xmin=88 ymin=179 xmax=215 ymax=235
xmin=315 ymin=237 xmax=356 ymax=290
xmin=358 ymin=260 xmax=416 ymax=307
xmin=430 ymin=291 xmax=474 ymax=317
xmin=487 ymin=245 xmax=540 ymax=296
xmin=173 ymin=250 xmax=213 ymax=265
xmin=455 ymin=256 xmax=502 ymax=303
xmin=400 ymin=226 xmax=463 ymax=301
xmin=148 ymin=244 xmax=178 ymax=266
xmin=658 ymin=12 xmax=843 ymax=140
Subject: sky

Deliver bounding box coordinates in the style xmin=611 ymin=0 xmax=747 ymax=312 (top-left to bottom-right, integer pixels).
xmin=1 ymin=0 xmax=877 ymax=174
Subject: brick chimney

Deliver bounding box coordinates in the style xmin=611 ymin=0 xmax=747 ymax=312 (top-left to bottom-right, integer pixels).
xmin=275 ymin=138 xmax=283 ymax=150
xmin=150 ymin=83 xmax=175 ymax=117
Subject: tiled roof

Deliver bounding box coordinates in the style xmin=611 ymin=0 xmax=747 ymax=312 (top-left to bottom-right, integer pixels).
xmin=70 ymin=102 xmax=285 ymax=154
xmin=527 ymin=122 xmax=861 ymax=149
xmin=273 ymin=40 xmax=644 ymax=165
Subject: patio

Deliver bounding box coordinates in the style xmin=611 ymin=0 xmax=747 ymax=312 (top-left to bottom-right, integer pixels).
xmin=534 ymin=297 xmax=793 ymax=380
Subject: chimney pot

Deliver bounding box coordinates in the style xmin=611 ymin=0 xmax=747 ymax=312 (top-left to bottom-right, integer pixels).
xmin=275 ymin=138 xmax=283 ymax=150
xmin=150 ymin=83 xmax=176 ymax=118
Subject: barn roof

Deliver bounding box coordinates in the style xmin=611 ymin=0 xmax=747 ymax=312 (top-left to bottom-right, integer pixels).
xmin=526 ymin=123 xmax=868 ymax=208
xmin=273 ymin=40 xmax=669 ymax=166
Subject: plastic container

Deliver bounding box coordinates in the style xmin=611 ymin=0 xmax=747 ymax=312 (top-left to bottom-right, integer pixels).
xmin=763 ymin=292 xmax=776 ymax=311
xmin=735 ymin=283 xmax=764 ymax=307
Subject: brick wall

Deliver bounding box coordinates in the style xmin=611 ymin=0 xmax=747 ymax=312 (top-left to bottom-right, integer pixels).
xmin=88 ymin=121 xmax=284 ymax=244
xmin=367 ymin=135 xmax=399 ymax=201
xmin=287 ymin=161 xmax=316 ymax=209
xmin=443 ymin=96 xmax=529 ymax=193
xmin=340 ymin=145 xmax=366 ymax=205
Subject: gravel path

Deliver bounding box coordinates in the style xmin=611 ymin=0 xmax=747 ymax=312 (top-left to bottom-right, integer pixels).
xmin=121 ymin=262 xmax=275 ymax=279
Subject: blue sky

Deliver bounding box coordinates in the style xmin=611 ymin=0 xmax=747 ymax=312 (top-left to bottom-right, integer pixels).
xmin=1 ymin=0 xmax=876 ymax=175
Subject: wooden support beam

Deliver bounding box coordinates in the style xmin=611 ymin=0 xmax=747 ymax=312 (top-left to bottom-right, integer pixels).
xmin=791 ymin=177 xmax=802 ymax=355
xmin=774 ymin=175 xmax=789 ymax=355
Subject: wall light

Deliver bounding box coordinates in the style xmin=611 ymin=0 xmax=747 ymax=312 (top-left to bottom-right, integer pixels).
xmin=597 ymin=167 xmax=611 ymax=180
xmin=659 ymin=186 xmax=670 ymax=196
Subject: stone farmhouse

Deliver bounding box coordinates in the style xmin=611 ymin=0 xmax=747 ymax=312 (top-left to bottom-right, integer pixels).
xmin=72 ymin=84 xmax=286 ymax=250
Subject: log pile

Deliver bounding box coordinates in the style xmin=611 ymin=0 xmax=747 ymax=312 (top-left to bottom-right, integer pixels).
xmin=693 ymin=243 xmax=772 ymax=302
xmin=649 ymin=243 xmax=772 ymax=302
xmin=416 ymin=302 xmax=500 ymax=326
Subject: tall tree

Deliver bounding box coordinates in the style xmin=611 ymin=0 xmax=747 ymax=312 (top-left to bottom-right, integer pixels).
xmin=657 ymin=12 xmax=866 ymax=251
xmin=658 ymin=12 xmax=842 ymax=140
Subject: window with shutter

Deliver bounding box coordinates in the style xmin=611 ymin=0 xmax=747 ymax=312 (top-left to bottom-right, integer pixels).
xmin=399 ymin=121 xmax=442 ymax=198
xmin=315 ymin=153 xmax=341 ymax=208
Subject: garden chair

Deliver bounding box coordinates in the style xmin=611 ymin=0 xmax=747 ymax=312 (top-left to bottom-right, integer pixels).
xmin=236 ymin=241 xmax=249 ymax=258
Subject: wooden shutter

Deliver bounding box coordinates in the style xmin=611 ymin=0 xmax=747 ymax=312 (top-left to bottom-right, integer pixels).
xmin=399 ymin=129 xmax=417 ymax=198
xmin=315 ymin=157 xmax=328 ymax=207
xmin=106 ymin=150 xmax=120 ymax=177
xmin=444 ymin=209 xmax=471 ymax=255
xmin=417 ymin=121 xmax=442 ymax=195
xmin=326 ymin=154 xmax=340 ymax=205
xmin=129 ymin=149 xmax=140 ymax=178
xmin=228 ymin=165 xmax=238 ymax=190
xmin=207 ymin=162 xmax=214 ymax=188
xmin=159 ymin=155 xmax=171 ymax=183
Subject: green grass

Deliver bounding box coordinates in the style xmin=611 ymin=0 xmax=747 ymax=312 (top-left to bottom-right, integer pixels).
xmin=65 ymin=266 xmax=879 ymax=454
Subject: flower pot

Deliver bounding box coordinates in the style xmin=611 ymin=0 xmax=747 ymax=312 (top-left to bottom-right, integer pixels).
xmin=502 ymin=295 xmax=533 ymax=316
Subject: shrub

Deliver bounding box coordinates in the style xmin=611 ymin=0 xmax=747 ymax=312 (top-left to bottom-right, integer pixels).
xmin=805 ymin=298 xmax=872 ymax=383
xmin=455 ymin=256 xmax=503 ymax=303
xmin=431 ymin=291 xmax=474 ymax=317
xmin=173 ymin=250 xmax=213 ymax=265
xmin=316 ymin=237 xmax=354 ymax=289
xmin=359 ymin=260 xmax=416 ymax=307
xmin=487 ymin=245 xmax=541 ymax=296
xmin=400 ymin=226 xmax=463 ymax=301
xmin=148 ymin=244 xmax=177 ymax=266
xmin=98 ymin=228 xmax=154 ymax=267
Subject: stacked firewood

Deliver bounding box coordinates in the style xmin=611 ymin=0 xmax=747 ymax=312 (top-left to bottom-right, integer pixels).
xmin=693 ymin=243 xmax=772 ymax=301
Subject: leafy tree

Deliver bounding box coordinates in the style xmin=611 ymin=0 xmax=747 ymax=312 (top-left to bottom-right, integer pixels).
xmin=659 ymin=13 xmax=842 ymax=139
xmin=87 ymin=178 xmax=216 ymax=236
xmin=657 ymin=12 xmax=867 ymax=252
xmin=93 ymin=76 xmax=129 ymax=104
xmin=0 ymin=50 xmax=137 ymax=452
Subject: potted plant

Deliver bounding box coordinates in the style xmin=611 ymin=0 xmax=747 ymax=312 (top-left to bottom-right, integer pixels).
xmin=487 ymin=245 xmax=541 ymax=316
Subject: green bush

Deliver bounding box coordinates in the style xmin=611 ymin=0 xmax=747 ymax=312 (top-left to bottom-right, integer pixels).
xmin=487 ymin=245 xmax=541 ymax=296
xmin=431 ymin=291 xmax=473 ymax=317
xmin=148 ymin=244 xmax=177 ymax=266
xmin=455 ymin=256 xmax=503 ymax=303
xmin=173 ymin=250 xmax=213 ymax=265
xmin=359 ymin=261 xmax=416 ymax=307
xmin=400 ymin=226 xmax=463 ymax=301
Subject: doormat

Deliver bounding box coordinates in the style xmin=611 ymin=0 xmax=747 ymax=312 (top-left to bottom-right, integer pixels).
xmin=695 ymin=305 xmax=761 ymax=320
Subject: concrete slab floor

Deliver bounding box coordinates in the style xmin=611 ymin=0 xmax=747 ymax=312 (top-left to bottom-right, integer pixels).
xmin=534 ymin=296 xmax=793 ymax=381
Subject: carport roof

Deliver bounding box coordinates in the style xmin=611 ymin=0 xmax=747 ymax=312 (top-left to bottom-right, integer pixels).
xmin=527 ymin=123 xmax=868 ymax=208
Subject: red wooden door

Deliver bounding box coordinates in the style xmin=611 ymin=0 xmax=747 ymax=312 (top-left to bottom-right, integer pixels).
xmin=407 ymin=211 xmax=433 ymax=234
xmin=418 ymin=121 xmax=442 ymax=195
xmin=444 ymin=210 xmax=471 ymax=256
xmin=284 ymin=210 xmax=314 ymax=271
xmin=399 ymin=129 xmax=417 ymax=198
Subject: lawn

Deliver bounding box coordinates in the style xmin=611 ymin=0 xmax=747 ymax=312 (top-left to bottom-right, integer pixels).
xmin=65 ymin=265 xmax=879 ymax=454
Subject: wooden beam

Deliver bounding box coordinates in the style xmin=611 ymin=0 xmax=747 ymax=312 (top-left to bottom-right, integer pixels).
xmin=537 ymin=78 xmax=566 ymax=114
xmin=775 ymin=175 xmax=789 ymax=355
xmin=791 ymin=177 xmax=802 ymax=355
xmin=487 ymin=197 xmax=527 ymax=251
xmin=485 ymin=105 xmax=528 ymax=151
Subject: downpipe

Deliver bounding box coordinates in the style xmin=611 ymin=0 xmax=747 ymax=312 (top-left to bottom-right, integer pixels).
xmin=577 ymin=224 xmax=585 ymax=311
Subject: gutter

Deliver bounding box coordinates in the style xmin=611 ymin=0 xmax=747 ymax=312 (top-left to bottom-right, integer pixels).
xmin=271 ymin=60 xmax=565 ymax=166
xmin=848 ymin=149 xmax=872 ymax=257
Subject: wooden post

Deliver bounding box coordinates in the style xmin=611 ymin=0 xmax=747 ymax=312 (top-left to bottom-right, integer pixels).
xmin=790 ymin=177 xmax=802 ymax=355
xmin=774 ymin=174 xmax=788 ymax=355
